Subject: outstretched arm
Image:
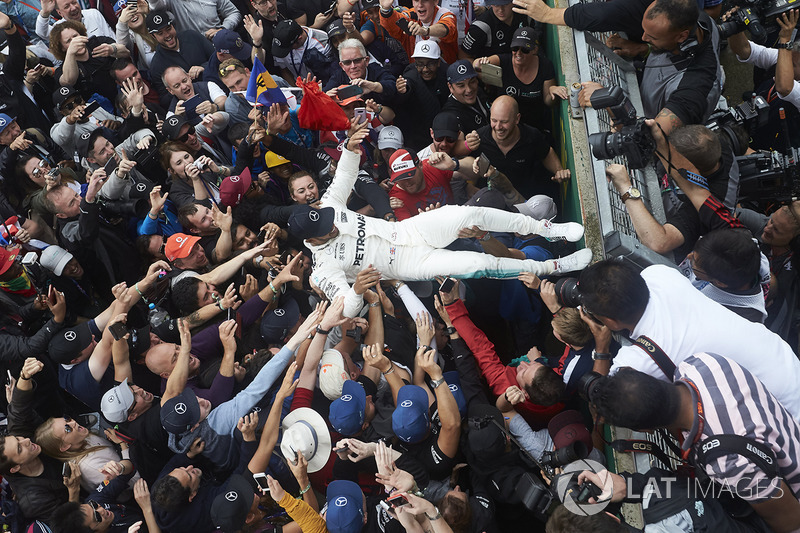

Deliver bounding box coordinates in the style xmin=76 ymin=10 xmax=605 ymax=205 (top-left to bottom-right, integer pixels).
xmin=162 ymin=319 xmax=192 ymax=404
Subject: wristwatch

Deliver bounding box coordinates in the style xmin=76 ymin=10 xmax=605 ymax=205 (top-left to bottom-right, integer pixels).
xmin=776 ymin=41 xmax=800 ymax=51
xmin=620 ymin=186 xmax=642 ymax=202
xmin=444 ymin=326 xmax=456 ymax=336
xmin=592 ymin=350 xmax=612 ymax=361
xmin=430 ymin=377 xmax=445 ymax=389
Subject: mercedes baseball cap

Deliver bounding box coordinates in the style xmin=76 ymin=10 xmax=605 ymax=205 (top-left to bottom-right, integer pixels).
xmin=361 ymin=0 xmax=380 ymax=8
xmin=213 ymin=29 xmax=252 ymax=61
xmin=48 ymin=322 xmax=94 ymax=365
xmin=431 ymin=112 xmax=459 ymax=139
xmin=0 ymin=113 xmax=15 ymax=134
xmin=161 ymin=388 xmax=201 ymax=434
xmin=388 ymin=149 xmax=419 ymax=183
xmin=164 ymin=233 xmax=201 ymax=262
xmin=515 ymin=194 xmax=557 ymax=220
xmin=392 ymin=384 xmax=430 ymax=443
xmin=40 ymin=245 xmax=73 ymax=276
xmin=329 ymin=380 xmax=367 ymax=436
xmin=287 ymin=204 xmax=336 ymax=240
xmin=411 ymin=40 xmax=440 ymax=60
xmin=510 ymin=26 xmax=538 ymax=51
xmin=377 ymin=125 xmax=403 ymax=150
xmin=325 ymin=480 xmax=365 ymax=533
xmin=146 ymin=10 xmax=174 ymax=33
xmin=101 ymin=378 xmax=135 ymax=423
xmin=260 ymin=295 xmax=301 ymax=344
xmin=53 ymin=85 xmax=79 ymax=108
xmin=0 ymin=245 xmax=18 ymax=276
xmin=447 ymin=59 xmax=477 ymax=84
xmin=211 ymin=474 xmax=256 ymax=532
xmin=327 ymin=19 xmax=346 ymax=40
xmin=548 ymin=409 xmax=593 ymax=452
xmin=219 ymin=167 xmax=253 ymax=207
xmin=272 ymin=20 xmax=302 ymax=59
xmin=466 ymin=402 xmax=506 ymax=456
xmin=75 ymin=129 xmax=107 ymax=159
xmin=162 ymin=114 xmax=190 ymax=141
xmin=443 ymin=371 xmax=467 ymax=417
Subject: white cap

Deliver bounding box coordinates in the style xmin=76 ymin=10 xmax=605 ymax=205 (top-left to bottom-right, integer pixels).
xmin=378 ymin=126 xmax=404 ymax=150
xmin=40 ymin=245 xmax=73 ymax=276
xmin=280 ymin=407 xmax=332 ymax=473
xmin=101 ymin=378 xmax=135 ymax=423
xmin=515 ymin=195 xmax=557 ymax=220
xmin=412 ymin=40 xmax=440 ymax=60
xmin=319 ymin=349 xmax=349 ymax=400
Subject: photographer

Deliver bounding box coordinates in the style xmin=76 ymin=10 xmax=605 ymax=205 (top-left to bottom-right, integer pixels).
xmin=578 ymin=0 xmax=722 ymax=137
xmin=586 ymin=356 xmax=800 ymax=533
xmin=727 ymin=9 xmax=800 ymax=149
xmin=576 ymin=258 xmax=800 ymax=420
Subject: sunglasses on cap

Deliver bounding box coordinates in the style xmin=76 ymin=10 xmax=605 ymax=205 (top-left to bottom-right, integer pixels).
xmin=434 ymin=136 xmax=455 ymax=143
xmin=340 ymin=56 xmax=367 ymax=66
xmin=511 ymin=47 xmax=532 ymax=54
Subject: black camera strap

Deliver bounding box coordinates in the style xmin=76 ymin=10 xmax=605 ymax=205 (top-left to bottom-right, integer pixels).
xmin=692 ymin=434 xmax=779 ymax=483
xmin=630 ymin=335 xmax=676 ymax=379
xmin=608 ymin=438 xmax=678 ymax=470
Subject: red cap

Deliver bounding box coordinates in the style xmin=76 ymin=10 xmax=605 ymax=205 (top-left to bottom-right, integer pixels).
xmin=547 ymin=410 xmax=593 ymax=451
xmin=0 ymin=245 xmax=19 ymax=275
xmin=164 ymin=233 xmax=201 ymax=262
xmin=219 ymin=168 xmax=252 ymax=207
xmin=388 ymin=149 xmax=418 ymax=183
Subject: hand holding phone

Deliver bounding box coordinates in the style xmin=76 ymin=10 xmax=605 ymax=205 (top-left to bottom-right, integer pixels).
xmin=109 ymin=321 xmax=129 ymax=341
xmin=439 ymin=277 xmax=455 ymax=293
xmin=83 ymin=100 xmax=101 ymax=117
xmin=253 ymin=472 xmax=270 ymax=493
xmin=386 ymin=494 xmax=409 ymax=508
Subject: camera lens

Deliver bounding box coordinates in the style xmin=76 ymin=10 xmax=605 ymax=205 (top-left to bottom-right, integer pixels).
xmin=553 ymin=277 xmax=581 ymax=308
xmin=577 ymin=371 xmax=604 ymax=402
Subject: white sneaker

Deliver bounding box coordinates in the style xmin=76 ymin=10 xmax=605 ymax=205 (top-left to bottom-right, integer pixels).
xmin=550 ymin=248 xmax=593 ymax=274
xmin=536 ymin=220 xmax=584 ymax=242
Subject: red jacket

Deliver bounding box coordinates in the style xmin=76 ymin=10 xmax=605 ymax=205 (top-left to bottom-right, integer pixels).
xmin=448 ymin=299 xmax=563 ymax=429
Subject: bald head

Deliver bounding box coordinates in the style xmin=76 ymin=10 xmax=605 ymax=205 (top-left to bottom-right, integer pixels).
xmin=490 ymin=96 xmax=520 ymax=142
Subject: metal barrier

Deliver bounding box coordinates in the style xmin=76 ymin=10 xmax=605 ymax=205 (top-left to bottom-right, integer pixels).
xmin=568 ymin=7 xmax=676 ymax=268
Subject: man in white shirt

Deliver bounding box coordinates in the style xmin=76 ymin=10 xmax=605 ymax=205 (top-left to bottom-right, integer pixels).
xmin=36 ymin=0 xmax=114 ymax=40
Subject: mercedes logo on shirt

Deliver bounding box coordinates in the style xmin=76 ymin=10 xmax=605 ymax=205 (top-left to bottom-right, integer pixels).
xmin=65 ymin=330 xmax=77 ymax=341
xmin=81 ymin=132 xmax=91 ymax=140
xmin=274 ymin=308 xmax=285 ymax=317
xmin=225 ymin=491 xmax=238 ymax=501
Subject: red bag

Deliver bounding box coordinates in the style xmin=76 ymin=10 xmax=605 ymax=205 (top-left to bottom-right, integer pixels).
xmin=296 ymin=77 xmax=351 ymax=131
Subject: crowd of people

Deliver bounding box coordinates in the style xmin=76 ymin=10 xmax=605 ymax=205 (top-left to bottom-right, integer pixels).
xmin=0 ymin=0 xmax=799 ymax=529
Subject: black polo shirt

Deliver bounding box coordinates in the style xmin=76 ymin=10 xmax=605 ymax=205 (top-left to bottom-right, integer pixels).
xmin=442 ymin=93 xmax=491 ymax=134
xmin=477 ymin=124 xmax=553 ymax=199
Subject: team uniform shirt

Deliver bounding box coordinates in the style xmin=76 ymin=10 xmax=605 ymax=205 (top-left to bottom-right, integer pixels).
xmin=380 ymin=5 xmax=459 ymax=64
xmin=497 ymin=52 xmax=555 ymax=129
xmin=274 ymin=27 xmax=331 ymax=79
xmin=677 ymin=353 xmax=800 ymax=502
xmin=440 ymin=0 xmax=484 ymax=43
xmin=461 ymin=10 xmax=525 ymax=57
xmin=610 ymin=265 xmax=800 ymax=420
xmin=389 ymin=161 xmax=454 ymax=220
xmin=476 ymin=123 xmax=552 ymax=199
xmin=441 ymin=93 xmax=490 ymax=133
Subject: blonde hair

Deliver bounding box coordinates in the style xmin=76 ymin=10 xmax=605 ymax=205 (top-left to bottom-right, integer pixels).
xmin=34 ymin=418 xmax=106 ymax=462
xmin=552 ymin=308 xmax=592 ymax=347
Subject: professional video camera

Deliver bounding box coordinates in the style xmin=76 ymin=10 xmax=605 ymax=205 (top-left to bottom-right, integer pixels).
xmin=705 ymin=94 xmax=769 ymax=155
xmin=587 ymin=87 xmax=656 ymax=169
xmin=737 ymin=148 xmax=800 ymax=206
xmin=717 ymin=0 xmax=800 ymax=44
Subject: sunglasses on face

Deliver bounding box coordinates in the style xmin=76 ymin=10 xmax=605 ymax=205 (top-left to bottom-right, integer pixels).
xmin=88 ymin=500 xmax=103 ymax=523
xmin=434 ymin=136 xmax=455 ymax=143
xmin=177 ymin=131 xmax=194 ymax=143
xmin=63 ymin=415 xmax=73 ymax=434
xmin=61 ymin=99 xmax=84 ymax=111
xmin=511 ymin=47 xmax=532 ymax=54
xmin=340 ymin=56 xmax=366 ymax=66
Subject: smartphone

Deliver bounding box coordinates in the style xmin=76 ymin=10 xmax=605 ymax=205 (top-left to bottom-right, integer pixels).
xmin=354 ymin=107 xmax=368 ymax=124
xmin=183 ymin=94 xmax=203 ymax=118
xmin=103 ymin=156 xmax=118 ymax=176
xmin=476 ymin=154 xmax=490 ymax=176
xmin=6 ymin=370 xmax=12 ymax=386
xmin=83 ymin=100 xmax=101 ymax=116
xmin=396 ymin=17 xmax=412 ymax=34
xmin=109 ymin=322 xmax=129 ymax=341
xmin=439 ymin=277 xmax=455 ymax=293
xmin=336 ymin=85 xmax=363 ymax=101
xmin=257 ymin=229 xmax=267 ymax=242
xmin=227 ymin=306 xmax=233 ymax=321
xmin=333 ymin=443 xmax=350 ymax=453
xmin=479 ymin=63 xmax=503 ymax=88
xmin=253 ymin=472 xmax=270 ymax=493
xmin=280 ymin=250 xmax=291 ymax=264
xmin=62 ymin=462 xmax=72 ymax=478
xmin=323 ymin=0 xmax=336 ymax=16
xmin=386 ymin=494 xmax=409 ymax=508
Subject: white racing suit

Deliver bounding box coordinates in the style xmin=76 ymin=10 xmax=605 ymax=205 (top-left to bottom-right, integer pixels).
xmin=309 ymin=147 xmax=558 ymax=317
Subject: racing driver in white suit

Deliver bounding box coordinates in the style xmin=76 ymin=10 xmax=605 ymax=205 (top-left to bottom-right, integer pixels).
xmin=287 ymin=122 xmax=593 ymax=317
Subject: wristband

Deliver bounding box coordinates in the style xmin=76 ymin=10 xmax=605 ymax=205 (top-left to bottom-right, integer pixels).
xmin=316 ymin=325 xmax=331 ymax=335
xmin=479 ymin=231 xmax=491 ymax=241
xmin=218 ymin=301 xmax=226 ymax=311
xmin=464 ymin=139 xmax=470 ymax=151
xmin=19 ymin=374 xmax=30 ymax=381
xmin=552 ymin=306 xmax=563 ymax=317
xmin=382 ymin=363 xmax=395 ymax=375
xmin=592 ymin=350 xmax=613 ymax=361
xmin=425 ymin=508 xmax=442 ymax=521
xmin=451 ymin=157 xmax=460 ymax=172
xmin=134 ymin=283 xmax=149 ymax=305
xmin=298 ymin=482 xmax=312 ymax=496
xmin=269 ymin=281 xmax=279 ymax=301
xmin=380 ymin=7 xmax=392 ymax=16
xmin=369 ymin=301 xmax=381 ymax=307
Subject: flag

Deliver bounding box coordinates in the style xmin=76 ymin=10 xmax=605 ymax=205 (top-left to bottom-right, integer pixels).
xmin=246 ymin=57 xmax=287 ymax=108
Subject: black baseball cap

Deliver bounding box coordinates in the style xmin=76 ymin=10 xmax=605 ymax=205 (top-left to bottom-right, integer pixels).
xmin=162 ymin=114 xmax=190 ymax=141
xmin=447 ymin=59 xmax=478 ymax=84
xmin=510 ymin=27 xmax=538 ymax=51
xmin=53 ymin=85 xmax=80 ymax=108
xmin=327 ymin=19 xmax=346 ymax=40
xmin=146 ymin=10 xmax=174 ymax=33
xmin=287 ymin=205 xmax=336 ymax=240
xmin=431 ymin=112 xmax=460 ymax=139
xmin=272 ymin=20 xmax=302 ymax=58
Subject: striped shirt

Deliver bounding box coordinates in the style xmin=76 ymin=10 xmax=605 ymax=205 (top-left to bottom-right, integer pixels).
xmin=677 ymin=353 xmax=800 ymax=502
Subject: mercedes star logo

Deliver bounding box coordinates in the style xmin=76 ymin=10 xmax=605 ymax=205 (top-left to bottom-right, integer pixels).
xmin=60 ymin=87 xmax=70 ymax=95
xmin=457 ymin=65 xmax=467 ymax=74
xmin=309 ymin=210 xmax=320 ymax=222
xmin=174 ymin=402 xmax=187 ymax=414
xmin=230 ymin=175 xmax=240 ymax=182
xmin=225 ymin=491 xmax=238 ymax=501
xmin=81 ymin=132 xmax=91 ymax=139
xmin=400 ymin=400 xmax=413 ymax=407
xmin=153 ymin=14 xmax=162 ymax=24
xmin=421 ymin=44 xmax=429 ymax=52
xmin=65 ymin=331 xmax=77 ymax=341
xmin=274 ymin=308 xmax=285 ymax=317
xmin=168 ymin=117 xmax=179 ymax=126
xmin=0 ymin=118 xmax=6 ymax=127
xmin=341 ymin=394 xmax=352 ymax=402
xmin=136 ymin=183 xmax=146 ymax=192
xmin=335 ymin=497 xmax=348 ymax=507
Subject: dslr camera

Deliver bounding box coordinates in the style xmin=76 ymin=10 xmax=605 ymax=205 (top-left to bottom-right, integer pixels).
xmin=588 ymin=87 xmax=656 ymax=169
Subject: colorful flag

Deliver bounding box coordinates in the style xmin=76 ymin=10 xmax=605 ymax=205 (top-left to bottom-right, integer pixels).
xmin=246 ymin=57 xmax=287 ymax=108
